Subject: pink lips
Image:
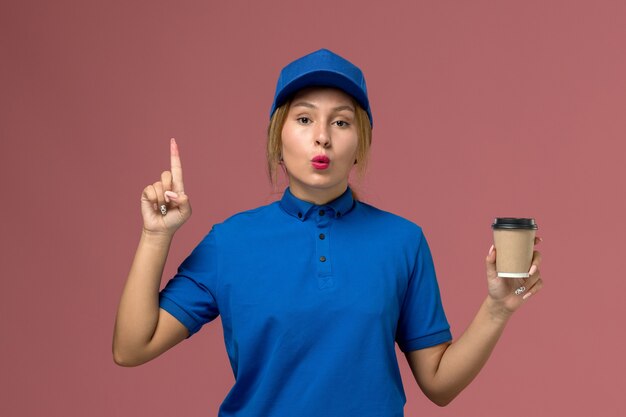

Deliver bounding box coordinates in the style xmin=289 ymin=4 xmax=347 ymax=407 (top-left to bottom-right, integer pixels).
xmin=311 ymin=155 xmax=330 ymax=170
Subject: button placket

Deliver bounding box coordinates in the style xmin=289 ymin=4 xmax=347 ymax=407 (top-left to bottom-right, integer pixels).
xmin=315 ymin=207 xmax=332 ymax=278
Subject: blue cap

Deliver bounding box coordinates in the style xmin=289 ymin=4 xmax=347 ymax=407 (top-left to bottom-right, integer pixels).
xmin=270 ymin=49 xmax=373 ymax=127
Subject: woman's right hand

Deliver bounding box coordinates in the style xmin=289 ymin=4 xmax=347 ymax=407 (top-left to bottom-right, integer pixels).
xmin=140 ymin=138 xmax=191 ymax=236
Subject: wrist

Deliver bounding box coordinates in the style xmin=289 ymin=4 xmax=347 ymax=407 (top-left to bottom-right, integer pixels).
xmin=141 ymin=228 xmax=175 ymax=245
xmin=484 ymin=296 xmax=513 ymax=324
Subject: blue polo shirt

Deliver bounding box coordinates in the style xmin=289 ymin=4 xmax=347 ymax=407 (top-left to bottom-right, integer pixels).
xmin=159 ymin=187 xmax=452 ymax=417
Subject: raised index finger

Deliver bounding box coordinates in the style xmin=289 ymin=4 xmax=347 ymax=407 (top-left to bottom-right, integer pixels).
xmin=170 ymin=138 xmax=184 ymax=193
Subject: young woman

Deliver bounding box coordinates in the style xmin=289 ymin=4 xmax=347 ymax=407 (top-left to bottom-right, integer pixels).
xmin=113 ymin=49 xmax=543 ymax=416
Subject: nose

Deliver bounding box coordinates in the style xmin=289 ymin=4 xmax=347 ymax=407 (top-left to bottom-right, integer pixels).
xmin=315 ymin=124 xmax=331 ymax=148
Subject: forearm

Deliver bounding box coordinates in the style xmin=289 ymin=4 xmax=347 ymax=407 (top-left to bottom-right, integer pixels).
xmin=430 ymin=296 xmax=511 ymax=405
xmin=113 ymin=230 xmax=173 ymax=361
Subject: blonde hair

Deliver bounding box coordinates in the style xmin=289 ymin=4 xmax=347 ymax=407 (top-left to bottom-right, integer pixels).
xmin=266 ymin=97 xmax=372 ymax=197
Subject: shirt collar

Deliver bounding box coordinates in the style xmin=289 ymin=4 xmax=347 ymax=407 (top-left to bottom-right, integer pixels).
xmin=279 ymin=187 xmax=355 ymax=221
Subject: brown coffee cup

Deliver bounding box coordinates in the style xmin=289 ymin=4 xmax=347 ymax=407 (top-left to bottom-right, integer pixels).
xmin=492 ymin=218 xmax=538 ymax=278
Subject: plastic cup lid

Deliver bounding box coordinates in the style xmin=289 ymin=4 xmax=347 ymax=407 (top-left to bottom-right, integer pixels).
xmin=492 ymin=217 xmax=538 ymax=230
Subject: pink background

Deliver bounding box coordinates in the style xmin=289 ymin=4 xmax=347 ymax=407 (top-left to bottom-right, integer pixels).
xmin=2 ymin=1 xmax=625 ymax=416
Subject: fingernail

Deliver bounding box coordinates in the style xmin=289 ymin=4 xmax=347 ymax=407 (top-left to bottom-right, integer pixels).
xmin=529 ymin=265 xmax=537 ymax=276
xmin=488 ymin=245 xmax=494 ymax=256
xmin=523 ymin=292 xmax=533 ymax=300
xmin=165 ymin=191 xmax=178 ymax=200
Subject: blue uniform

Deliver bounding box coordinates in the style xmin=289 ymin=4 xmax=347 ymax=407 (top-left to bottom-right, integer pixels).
xmin=159 ymin=187 xmax=452 ymax=417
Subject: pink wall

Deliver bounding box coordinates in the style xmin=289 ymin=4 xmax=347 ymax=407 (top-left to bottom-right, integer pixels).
xmin=2 ymin=1 xmax=625 ymax=416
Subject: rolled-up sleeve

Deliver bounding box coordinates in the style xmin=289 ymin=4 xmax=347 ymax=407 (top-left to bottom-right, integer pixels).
xmin=159 ymin=227 xmax=220 ymax=337
xmin=395 ymin=231 xmax=452 ymax=352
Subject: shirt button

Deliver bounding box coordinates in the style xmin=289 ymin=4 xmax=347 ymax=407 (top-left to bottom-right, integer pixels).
xmin=319 ymin=256 xmax=326 ymax=262
xmin=319 ymin=233 xmax=325 ymax=240
xmin=319 ymin=210 xmax=325 ymax=216
xmin=297 ymin=212 xmax=302 ymax=218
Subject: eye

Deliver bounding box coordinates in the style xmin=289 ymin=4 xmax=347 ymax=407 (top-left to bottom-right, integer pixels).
xmin=297 ymin=117 xmax=311 ymax=125
xmin=334 ymin=120 xmax=350 ymax=127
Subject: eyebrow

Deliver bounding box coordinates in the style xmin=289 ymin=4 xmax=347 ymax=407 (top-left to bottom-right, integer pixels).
xmin=291 ymin=101 xmax=355 ymax=113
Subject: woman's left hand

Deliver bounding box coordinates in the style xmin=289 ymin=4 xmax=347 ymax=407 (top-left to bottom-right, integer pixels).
xmin=486 ymin=237 xmax=543 ymax=315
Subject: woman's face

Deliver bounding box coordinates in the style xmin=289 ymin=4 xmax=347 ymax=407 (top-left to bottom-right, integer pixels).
xmin=281 ymin=87 xmax=359 ymax=204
